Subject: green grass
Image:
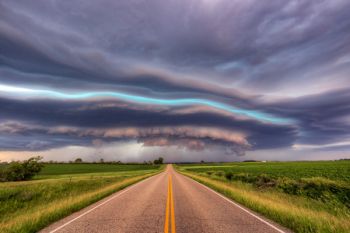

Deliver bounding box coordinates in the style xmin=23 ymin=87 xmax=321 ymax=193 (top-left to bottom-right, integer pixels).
xmin=38 ymin=163 xmax=160 ymax=176
xmin=181 ymin=160 xmax=350 ymax=181
xmin=0 ymin=163 xmax=163 ymax=233
xmin=176 ymin=161 xmax=350 ymax=233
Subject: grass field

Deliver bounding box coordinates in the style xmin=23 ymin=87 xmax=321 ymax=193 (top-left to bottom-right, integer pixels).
xmin=176 ymin=161 xmax=350 ymax=233
xmin=36 ymin=163 xmax=161 ymax=178
xmin=0 ymin=163 xmax=163 ymax=233
xmin=181 ymin=161 xmax=350 ymax=181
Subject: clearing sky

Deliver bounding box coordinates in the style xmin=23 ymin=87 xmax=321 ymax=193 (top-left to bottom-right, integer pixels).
xmin=0 ymin=0 xmax=350 ymax=162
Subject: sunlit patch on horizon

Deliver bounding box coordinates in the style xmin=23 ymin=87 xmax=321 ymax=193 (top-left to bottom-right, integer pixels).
xmin=292 ymin=141 xmax=350 ymax=150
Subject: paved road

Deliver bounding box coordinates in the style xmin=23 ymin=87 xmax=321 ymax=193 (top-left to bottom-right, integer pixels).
xmin=41 ymin=165 xmax=290 ymax=233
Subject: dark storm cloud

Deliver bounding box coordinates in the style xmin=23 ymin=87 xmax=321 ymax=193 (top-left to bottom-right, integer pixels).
xmin=0 ymin=0 xmax=350 ymax=158
xmin=265 ymin=88 xmax=350 ymax=145
xmin=1 ymin=0 xmax=350 ymax=91
xmin=0 ymin=97 xmax=296 ymax=151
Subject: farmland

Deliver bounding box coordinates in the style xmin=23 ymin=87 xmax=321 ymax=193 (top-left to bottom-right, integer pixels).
xmin=0 ymin=163 xmax=163 ymax=233
xmin=180 ymin=161 xmax=350 ymax=181
xmin=36 ymin=163 xmax=161 ymax=178
xmin=176 ymin=161 xmax=350 ymax=233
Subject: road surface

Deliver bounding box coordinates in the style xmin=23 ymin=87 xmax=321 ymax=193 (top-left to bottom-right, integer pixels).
xmin=40 ymin=165 xmax=290 ymax=233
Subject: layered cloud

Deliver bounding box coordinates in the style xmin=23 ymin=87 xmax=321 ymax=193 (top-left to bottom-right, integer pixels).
xmin=0 ymin=97 xmax=297 ymax=153
xmin=0 ymin=0 xmax=349 ymax=160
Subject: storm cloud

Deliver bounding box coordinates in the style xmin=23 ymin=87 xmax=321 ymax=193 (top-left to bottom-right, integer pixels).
xmin=0 ymin=0 xmax=349 ymax=161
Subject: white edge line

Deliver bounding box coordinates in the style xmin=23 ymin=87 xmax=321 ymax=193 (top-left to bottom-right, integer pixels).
xmin=49 ymin=172 xmax=163 ymax=233
xmin=180 ymin=173 xmax=287 ymax=233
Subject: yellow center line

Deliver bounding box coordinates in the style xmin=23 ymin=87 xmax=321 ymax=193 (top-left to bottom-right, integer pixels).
xmin=164 ymin=176 xmax=170 ymax=233
xmin=170 ymin=175 xmax=176 ymax=233
xmin=164 ymin=174 xmax=176 ymax=233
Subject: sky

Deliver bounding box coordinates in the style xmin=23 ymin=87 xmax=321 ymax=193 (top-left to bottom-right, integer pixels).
xmin=0 ymin=0 xmax=350 ymax=162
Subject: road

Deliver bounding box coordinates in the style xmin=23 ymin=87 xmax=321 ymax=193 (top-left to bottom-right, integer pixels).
xmin=40 ymin=165 xmax=290 ymax=233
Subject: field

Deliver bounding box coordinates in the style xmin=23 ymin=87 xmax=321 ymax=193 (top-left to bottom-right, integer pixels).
xmin=176 ymin=161 xmax=350 ymax=233
xmin=0 ymin=163 xmax=163 ymax=233
xmin=181 ymin=161 xmax=350 ymax=181
xmin=36 ymin=163 xmax=161 ymax=178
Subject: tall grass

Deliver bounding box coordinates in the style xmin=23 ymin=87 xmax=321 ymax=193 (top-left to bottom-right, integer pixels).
xmin=0 ymin=166 xmax=162 ymax=233
xmin=178 ymin=170 xmax=350 ymax=233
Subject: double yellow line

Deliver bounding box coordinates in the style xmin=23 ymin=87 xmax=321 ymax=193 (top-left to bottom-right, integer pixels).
xmin=164 ymin=175 xmax=176 ymax=233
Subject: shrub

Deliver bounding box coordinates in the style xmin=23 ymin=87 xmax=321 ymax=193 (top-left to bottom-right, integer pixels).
xmin=215 ymin=171 xmax=224 ymax=177
xmin=0 ymin=156 xmax=44 ymax=182
xmin=255 ymin=174 xmax=277 ymax=188
xmin=233 ymin=173 xmax=255 ymax=183
xmin=276 ymin=177 xmax=350 ymax=206
xmin=206 ymin=171 xmax=213 ymax=176
xmin=277 ymin=178 xmax=300 ymax=195
xmin=225 ymin=171 xmax=234 ymax=180
xmin=299 ymin=177 xmax=350 ymax=206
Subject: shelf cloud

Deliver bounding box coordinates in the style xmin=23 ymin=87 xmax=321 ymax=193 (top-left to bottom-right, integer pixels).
xmin=0 ymin=0 xmax=349 ymax=161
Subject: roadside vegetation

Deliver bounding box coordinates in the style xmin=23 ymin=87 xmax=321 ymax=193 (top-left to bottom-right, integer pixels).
xmin=0 ymin=157 xmax=43 ymax=182
xmin=176 ymin=161 xmax=350 ymax=233
xmin=0 ymin=159 xmax=163 ymax=233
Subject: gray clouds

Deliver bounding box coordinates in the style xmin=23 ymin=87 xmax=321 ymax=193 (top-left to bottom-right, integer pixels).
xmin=0 ymin=97 xmax=296 ymax=152
xmin=0 ymin=0 xmax=350 ymax=160
xmin=1 ymin=0 xmax=350 ymax=92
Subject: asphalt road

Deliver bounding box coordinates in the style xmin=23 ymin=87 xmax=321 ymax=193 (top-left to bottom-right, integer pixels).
xmin=40 ymin=165 xmax=290 ymax=233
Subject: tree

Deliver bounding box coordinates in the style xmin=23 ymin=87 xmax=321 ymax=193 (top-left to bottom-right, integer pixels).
xmin=75 ymin=158 xmax=83 ymax=163
xmin=0 ymin=156 xmax=44 ymax=182
xmin=153 ymin=157 xmax=164 ymax=164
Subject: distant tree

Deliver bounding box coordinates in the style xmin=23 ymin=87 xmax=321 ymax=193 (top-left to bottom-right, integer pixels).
xmin=0 ymin=156 xmax=44 ymax=182
xmin=200 ymin=160 xmax=205 ymax=163
xmin=75 ymin=158 xmax=83 ymax=163
xmin=153 ymin=157 xmax=164 ymax=164
xmin=99 ymin=158 xmax=104 ymax=163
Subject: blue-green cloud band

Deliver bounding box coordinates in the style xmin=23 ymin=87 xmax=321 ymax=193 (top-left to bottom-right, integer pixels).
xmin=0 ymin=85 xmax=292 ymax=124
